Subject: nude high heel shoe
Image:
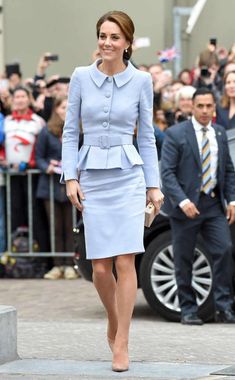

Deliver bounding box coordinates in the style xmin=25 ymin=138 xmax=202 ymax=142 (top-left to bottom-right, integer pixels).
xmin=112 ymin=343 xmax=129 ymax=372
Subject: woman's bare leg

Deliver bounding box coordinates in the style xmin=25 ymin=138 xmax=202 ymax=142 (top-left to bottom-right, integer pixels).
xmin=112 ymin=254 xmax=137 ymax=371
xmin=92 ymin=258 xmax=118 ymax=348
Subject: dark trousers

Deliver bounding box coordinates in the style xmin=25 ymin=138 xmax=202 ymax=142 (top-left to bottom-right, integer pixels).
xmin=44 ymin=200 xmax=73 ymax=267
xmin=10 ymin=175 xmax=49 ymax=252
xmin=10 ymin=175 xmax=36 ymax=231
xmin=170 ymin=193 xmax=234 ymax=316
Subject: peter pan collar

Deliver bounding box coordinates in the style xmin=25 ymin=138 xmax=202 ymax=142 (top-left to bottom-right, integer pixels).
xmin=89 ymin=59 xmax=135 ymax=88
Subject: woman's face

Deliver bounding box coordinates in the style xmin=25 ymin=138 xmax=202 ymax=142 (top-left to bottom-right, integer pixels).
xmin=178 ymin=97 xmax=193 ymax=114
xmin=225 ymin=72 xmax=235 ymax=98
xmin=180 ymin=71 xmax=191 ymax=85
xmin=9 ymin=73 xmax=21 ymax=89
xmin=56 ymin=99 xmax=67 ymax=121
xmin=12 ymin=90 xmax=30 ymax=112
xmin=170 ymin=82 xmax=184 ymax=101
xmin=98 ymin=21 xmax=128 ymax=63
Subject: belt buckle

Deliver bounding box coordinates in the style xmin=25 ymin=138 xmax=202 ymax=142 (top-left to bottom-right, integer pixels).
xmin=99 ymin=135 xmax=110 ymax=149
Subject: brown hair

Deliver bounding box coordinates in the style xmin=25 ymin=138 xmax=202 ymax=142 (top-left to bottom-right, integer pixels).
xmin=12 ymin=86 xmax=30 ymax=97
xmin=198 ymin=50 xmax=219 ymax=68
xmin=96 ymin=11 xmax=135 ymax=60
xmin=221 ymin=70 xmax=235 ymax=108
xmin=47 ymin=96 xmax=67 ymax=137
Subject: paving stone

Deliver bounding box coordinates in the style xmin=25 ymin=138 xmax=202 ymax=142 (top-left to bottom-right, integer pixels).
xmin=0 ymin=279 xmax=234 ymax=379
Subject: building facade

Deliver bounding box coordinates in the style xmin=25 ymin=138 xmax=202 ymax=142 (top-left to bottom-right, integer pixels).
xmin=1 ymin=0 xmax=235 ymax=77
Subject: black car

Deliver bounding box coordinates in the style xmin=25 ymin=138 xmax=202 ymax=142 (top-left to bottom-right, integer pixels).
xmin=74 ymin=129 xmax=235 ymax=322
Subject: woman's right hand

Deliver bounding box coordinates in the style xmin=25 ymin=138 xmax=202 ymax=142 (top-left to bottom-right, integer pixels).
xmin=65 ymin=179 xmax=85 ymax=211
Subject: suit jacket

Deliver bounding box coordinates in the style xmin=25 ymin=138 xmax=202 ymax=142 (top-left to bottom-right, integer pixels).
xmin=216 ymin=105 xmax=235 ymax=130
xmin=61 ymin=59 xmax=159 ymax=188
xmin=161 ymin=120 xmax=235 ymax=219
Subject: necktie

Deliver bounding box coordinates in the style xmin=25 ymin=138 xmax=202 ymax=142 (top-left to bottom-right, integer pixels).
xmin=201 ymin=127 xmax=212 ymax=194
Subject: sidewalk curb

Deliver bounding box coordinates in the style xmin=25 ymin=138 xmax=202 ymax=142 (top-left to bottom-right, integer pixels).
xmin=0 ymin=359 xmax=226 ymax=379
xmin=0 ymin=305 xmax=19 ymax=364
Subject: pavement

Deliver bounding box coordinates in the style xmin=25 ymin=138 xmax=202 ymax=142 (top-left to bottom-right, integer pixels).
xmin=0 ymin=278 xmax=235 ymax=379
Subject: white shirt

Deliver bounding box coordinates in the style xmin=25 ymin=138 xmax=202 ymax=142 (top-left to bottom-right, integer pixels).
xmin=192 ymin=115 xmax=218 ymax=189
xmin=179 ymin=116 xmax=235 ymax=208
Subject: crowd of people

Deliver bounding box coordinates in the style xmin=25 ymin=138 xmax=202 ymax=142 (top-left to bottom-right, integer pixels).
xmin=0 ymin=54 xmax=77 ymax=279
xmin=0 ymin=40 xmax=235 ymax=279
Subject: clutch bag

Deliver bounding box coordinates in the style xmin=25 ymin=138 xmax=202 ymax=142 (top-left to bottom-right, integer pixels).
xmin=145 ymin=202 xmax=158 ymax=228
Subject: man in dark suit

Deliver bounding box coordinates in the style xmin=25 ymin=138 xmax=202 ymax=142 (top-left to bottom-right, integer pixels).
xmin=161 ymin=87 xmax=235 ymax=324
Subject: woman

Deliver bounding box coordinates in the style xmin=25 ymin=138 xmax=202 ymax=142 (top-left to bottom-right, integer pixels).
xmin=174 ymin=85 xmax=196 ymax=123
xmin=36 ymin=96 xmax=77 ymax=280
xmin=178 ymin=68 xmax=192 ymax=85
xmin=216 ymin=71 xmax=235 ymax=129
xmin=152 ymin=103 xmax=168 ymax=159
xmin=61 ymin=11 xmax=164 ymax=372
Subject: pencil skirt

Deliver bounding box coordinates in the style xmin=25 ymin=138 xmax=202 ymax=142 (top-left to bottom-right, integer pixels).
xmin=79 ymin=166 xmax=146 ymax=259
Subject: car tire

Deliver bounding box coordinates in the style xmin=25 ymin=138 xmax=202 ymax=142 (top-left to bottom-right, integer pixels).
xmin=140 ymin=230 xmax=215 ymax=322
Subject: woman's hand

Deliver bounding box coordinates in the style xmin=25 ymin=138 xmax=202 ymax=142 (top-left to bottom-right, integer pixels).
xmin=46 ymin=160 xmax=61 ymax=174
xmin=146 ymin=188 xmax=164 ymax=214
xmin=46 ymin=163 xmax=55 ymax=174
xmin=65 ymin=179 xmax=85 ymax=212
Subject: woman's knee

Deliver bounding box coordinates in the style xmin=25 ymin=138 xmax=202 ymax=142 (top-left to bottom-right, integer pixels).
xmin=115 ymin=254 xmax=135 ymax=275
xmin=92 ymin=259 xmax=113 ymax=280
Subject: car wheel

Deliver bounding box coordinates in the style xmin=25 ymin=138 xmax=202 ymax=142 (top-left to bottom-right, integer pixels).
xmin=140 ymin=230 xmax=214 ymax=322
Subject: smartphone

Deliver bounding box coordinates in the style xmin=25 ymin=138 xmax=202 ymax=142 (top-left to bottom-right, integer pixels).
xmin=209 ymin=38 xmax=217 ymax=46
xmin=200 ymin=66 xmax=210 ymax=78
xmin=27 ymin=82 xmax=42 ymax=91
xmin=0 ymin=79 xmax=9 ymax=91
xmin=44 ymin=54 xmax=59 ymax=61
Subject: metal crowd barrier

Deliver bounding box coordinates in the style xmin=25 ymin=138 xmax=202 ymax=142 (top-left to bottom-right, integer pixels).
xmin=2 ymin=169 xmax=77 ymax=258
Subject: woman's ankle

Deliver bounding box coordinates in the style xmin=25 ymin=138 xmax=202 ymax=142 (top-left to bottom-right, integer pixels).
xmin=107 ymin=316 xmax=118 ymax=339
xmin=113 ymin=336 xmax=128 ymax=350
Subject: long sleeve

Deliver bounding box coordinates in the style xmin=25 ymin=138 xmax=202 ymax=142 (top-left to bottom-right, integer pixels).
xmin=35 ymin=127 xmax=49 ymax=172
xmin=0 ymin=114 xmax=4 ymax=144
xmin=161 ymin=130 xmax=188 ymax=206
xmin=61 ymin=68 xmax=81 ymax=182
xmin=137 ymin=74 xmax=160 ymax=188
xmin=221 ymin=129 xmax=235 ymax=202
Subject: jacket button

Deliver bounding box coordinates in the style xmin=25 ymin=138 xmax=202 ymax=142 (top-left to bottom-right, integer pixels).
xmin=103 ymin=107 xmax=109 ymax=113
xmin=103 ymin=122 xmax=108 ymax=127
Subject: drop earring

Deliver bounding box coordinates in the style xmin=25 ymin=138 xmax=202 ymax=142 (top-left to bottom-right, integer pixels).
xmin=125 ymin=48 xmax=128 ymax=53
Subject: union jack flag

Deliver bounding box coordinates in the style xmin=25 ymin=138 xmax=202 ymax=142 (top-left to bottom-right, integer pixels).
xmin=157 ymin=46 xmax=179 ymax=63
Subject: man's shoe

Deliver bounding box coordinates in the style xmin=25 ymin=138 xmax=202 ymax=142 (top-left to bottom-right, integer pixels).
xmin=215 ymin=309 xmax=235 ymax=323
xmin=181 ymin=313 xmax=204 ymax=325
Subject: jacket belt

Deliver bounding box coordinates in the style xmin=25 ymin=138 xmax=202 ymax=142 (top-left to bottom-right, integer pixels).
xmin=83 ymin=135 xmax=133 ymax=149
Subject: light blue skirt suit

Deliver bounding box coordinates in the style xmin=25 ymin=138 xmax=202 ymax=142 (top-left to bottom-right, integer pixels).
xmin=61 ymin=59 xmax=160 ymax=259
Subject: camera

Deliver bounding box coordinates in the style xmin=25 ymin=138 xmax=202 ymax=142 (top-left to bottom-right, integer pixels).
xmin=176 ymin=113 xmax=190 ymax=123
xmin=200 ymin=66 xmax=211 ymax=78
xmin=209 ymin=38 xmax=217 ymax=47
xmin=44 ymin=54 xmax=59 ymax=62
